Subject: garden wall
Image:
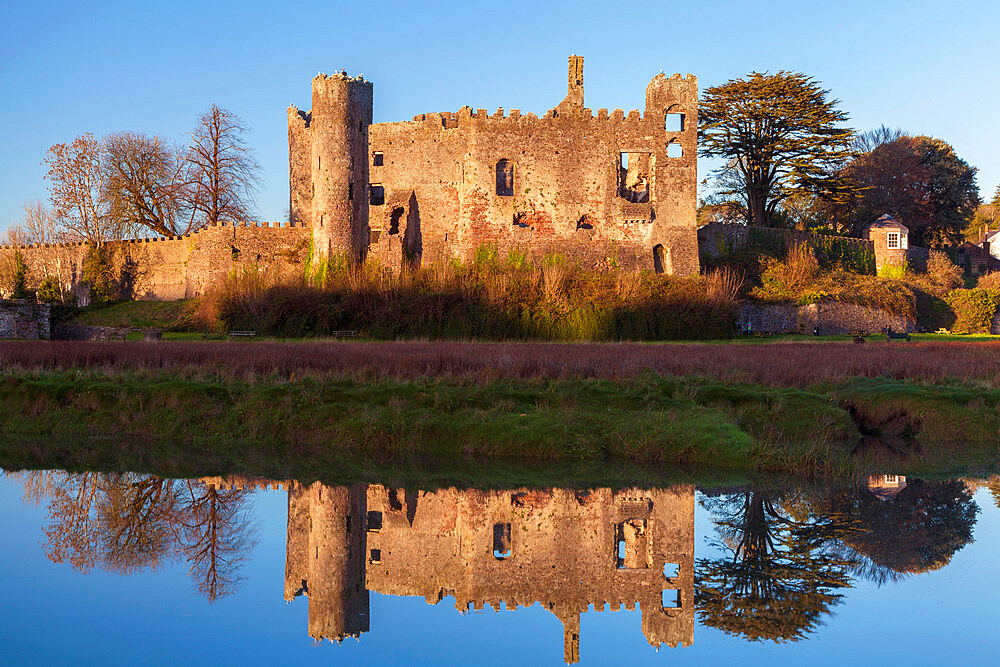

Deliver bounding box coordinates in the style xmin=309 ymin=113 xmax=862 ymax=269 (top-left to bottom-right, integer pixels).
xmin=738 ymin=301 xmax=915 ymax=335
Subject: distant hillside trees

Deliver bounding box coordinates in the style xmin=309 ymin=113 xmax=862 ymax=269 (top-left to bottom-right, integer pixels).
xmin=699 ymin=71 xmax=856 ymax=228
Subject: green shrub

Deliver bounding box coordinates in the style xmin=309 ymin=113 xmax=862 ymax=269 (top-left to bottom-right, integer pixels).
xmin=878 ymin=261 xmax=908 ymax=280
xmin=36 ymin=276 xmax=64 ymax=303
xmin=944 ymin=289 xmax=1000 ymax=333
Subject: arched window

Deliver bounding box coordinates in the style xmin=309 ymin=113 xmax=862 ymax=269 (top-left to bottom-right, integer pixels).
xmin=496 ymin=159 xmax=515 ymax=197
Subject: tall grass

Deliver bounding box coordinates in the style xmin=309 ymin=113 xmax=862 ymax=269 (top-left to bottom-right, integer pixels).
xmin=202 ymin=253 xmax=738 ymax=341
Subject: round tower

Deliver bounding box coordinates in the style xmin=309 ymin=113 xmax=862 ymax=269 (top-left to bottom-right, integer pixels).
xmin=310 ymin=72 xmax=373 ymax=263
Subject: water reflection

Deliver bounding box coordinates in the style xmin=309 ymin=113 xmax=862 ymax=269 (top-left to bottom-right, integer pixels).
xmin=16 ymin=471 xmax=259 ymax=600
xmin=7 ymin=471 xmax=988 ymax=663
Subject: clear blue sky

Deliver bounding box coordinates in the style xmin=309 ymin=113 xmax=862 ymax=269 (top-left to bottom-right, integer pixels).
xmin=1 ymin=0 xmax=997 ymax=234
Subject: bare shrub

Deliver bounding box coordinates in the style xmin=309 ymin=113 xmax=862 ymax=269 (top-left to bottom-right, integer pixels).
xmin=704 ymin=267 xmax=744 ymax=304
xmin=760 ymin=243 xmax=819 ymax=294
xmin=615 ymin=269 xmax=644 ymax=301
xmin=928 ymin=250 xmax=964 ymax=290
xmin=978 ymin=272 xmax=1000 ymax=290
xmin=541 ymin=254 xmax=572 ymax=301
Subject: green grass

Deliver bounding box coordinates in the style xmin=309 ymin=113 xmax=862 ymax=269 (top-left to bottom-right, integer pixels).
xmin=3 ymin=371 xmax=1000 ymax=484
xmin=63 ymin=300 xmax=195 ymax=330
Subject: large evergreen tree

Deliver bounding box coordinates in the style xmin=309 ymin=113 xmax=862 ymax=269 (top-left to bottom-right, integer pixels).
xmin=699 ymin=72 xmax=856 ymax=227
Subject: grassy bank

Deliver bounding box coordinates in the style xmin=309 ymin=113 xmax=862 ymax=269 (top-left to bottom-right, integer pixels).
xmin=4 ymin=340 xmax=1000 ymax=481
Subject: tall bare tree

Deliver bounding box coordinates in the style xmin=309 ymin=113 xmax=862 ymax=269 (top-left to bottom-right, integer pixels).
xmin=104 ymin=132 xmax=190 ymax=237
xmin=185 ymin=105 xmax=261 ymax=226
xmin=20 ymin=201 xmax=61 ymax=244
xmin=44 ymin=134 xmax=123 ymax=243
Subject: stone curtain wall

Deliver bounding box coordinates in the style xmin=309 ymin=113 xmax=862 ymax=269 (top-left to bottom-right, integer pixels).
xmin=0 ymin=300 xmax=50 ymax=339
xmin=738 ymin=301 xmax=915 ymax=335
xmin=699 ymin=224 xmax=875 ymax=265
xmin=0 ymin=222 xmax=311 ymax=302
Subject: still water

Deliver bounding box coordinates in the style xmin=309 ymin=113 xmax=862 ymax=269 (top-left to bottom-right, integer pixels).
xmin=0 ymin=471 xmax=997 ymax=665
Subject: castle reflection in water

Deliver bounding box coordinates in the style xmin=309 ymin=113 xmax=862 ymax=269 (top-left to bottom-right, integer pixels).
xmin=203 ymin=477 xmax=694 ymax=664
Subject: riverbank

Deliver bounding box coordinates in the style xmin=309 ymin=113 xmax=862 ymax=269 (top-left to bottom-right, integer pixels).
xmin=3 ymin=340 xmax=1000 ymax=481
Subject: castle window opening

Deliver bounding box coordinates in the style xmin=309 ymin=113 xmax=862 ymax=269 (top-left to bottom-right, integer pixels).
xmin=661 ymin=589 xmax=681 ymax=609
xmin=666 ymin=142 xmax=684 ymax=158
xmin=663 ymin=562 xmax=680 ymax=578
xmin=665 ymin=112 xmax=684 ymax=132
xmin=493 ymin=522 xmax=512 ymax=559
xmin=389 ymin=207 xmax=404 ymax=235
xmin=615 ymin=518 xmax=650 ymax=569
xmin=346 ymin=515 xmax=351 ymax=533
xmin=887 ymin=232 xmax=900 ymax=249
xmin=653 ymin=244 xmax=669 ymax=274
xmin=373 ymin=151 xmax=384 ymax=166
xmin=348 ymin=182 xmax=353 ymax=200
xmin=317 ymin=156 xmax=321 ymax=169
xmin=618 ymin=152 xmax=651 ymax=203
xmin=367 ymin=510 xmax=382 ymax=532
xmin=496 ymin=159 xmax=515 ymax=197
xmin=370 ymin=548 xmax=381 ymax=564
xmin=370 ymin=184 xmax=385 ymax=206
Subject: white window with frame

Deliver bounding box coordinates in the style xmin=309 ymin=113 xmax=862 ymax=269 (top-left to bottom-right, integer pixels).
xmin=887 ymin=231 xmax=901 ymax=250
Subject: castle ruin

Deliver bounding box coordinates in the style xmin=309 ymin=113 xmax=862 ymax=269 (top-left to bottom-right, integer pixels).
xmin=290 ymin=55 xmax=700 ymax=274
xmin=0 ymin=56 xmax=699 ymax=302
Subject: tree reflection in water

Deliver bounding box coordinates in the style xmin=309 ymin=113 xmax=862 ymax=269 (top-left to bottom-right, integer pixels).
xmin=18 ymin=471 xmax=258 ymax=601
xmin=696 ymin=479 xmax=979 ymax=643
xmin=695 ymin=489 xmax=853 ymax=642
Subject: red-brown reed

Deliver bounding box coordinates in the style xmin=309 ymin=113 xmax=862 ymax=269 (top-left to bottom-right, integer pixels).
xmin=3 ymin=340 xmax=1000 ymax=387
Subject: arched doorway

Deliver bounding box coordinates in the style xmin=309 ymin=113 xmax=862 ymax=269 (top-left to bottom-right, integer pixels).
xmin=653 ymin=244 xmax=671 ymax=274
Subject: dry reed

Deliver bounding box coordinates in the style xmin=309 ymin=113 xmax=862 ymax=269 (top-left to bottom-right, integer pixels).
xmin=4 ymin=339 xmax=1000 ymax=387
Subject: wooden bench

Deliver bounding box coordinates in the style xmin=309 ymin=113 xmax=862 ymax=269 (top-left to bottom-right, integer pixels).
xmin=330 ymin=330 xmax=359 ymax=339
xmin=886 ymin=331 xmax=911 ymax=342
xmin=850 ymin=330 xmax=867 ymax=344
xmin=936 ymin=328 xmax=951 ymax=335
xmin=227 ymin=330 xmax=256 ymax=339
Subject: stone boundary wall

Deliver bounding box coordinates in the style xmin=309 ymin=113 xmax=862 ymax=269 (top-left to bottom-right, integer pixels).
xmin=698 ymin=223 xmax=873 ymax=261
xmin=0 ymin=222 xmax=312 ymax=302
xmin=0 ymin=300 xmax=50 ymax=339
xmin=738 ymin=301 xmax=915 ymax=335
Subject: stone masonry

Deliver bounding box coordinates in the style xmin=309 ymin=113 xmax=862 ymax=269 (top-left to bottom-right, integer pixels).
xmin=0 ymin=300 xmax=50 ymax=339
xmin=290 ymin=56 xmax=700 ymax=274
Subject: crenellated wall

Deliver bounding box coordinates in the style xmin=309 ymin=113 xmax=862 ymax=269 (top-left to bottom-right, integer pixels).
xmin=0 ymin=222 xmax=311 ymax=302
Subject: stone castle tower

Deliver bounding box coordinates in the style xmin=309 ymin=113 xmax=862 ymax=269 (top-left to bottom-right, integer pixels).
xmin=284 ymin=482 xmax=370 ymax=641
xmin=288 ymin=72 xmax=373 ymax=262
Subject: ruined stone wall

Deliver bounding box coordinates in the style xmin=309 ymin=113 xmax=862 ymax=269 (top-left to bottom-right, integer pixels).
xmin=0 ymin=300 xmax=50 ymax=339
xmin=366 ymin=73 xmax=699 ymax=274
xmin=291 ymin=57 xmax=700 ymax=276
xmin=0 ymin=222 xmax=311 ymax=302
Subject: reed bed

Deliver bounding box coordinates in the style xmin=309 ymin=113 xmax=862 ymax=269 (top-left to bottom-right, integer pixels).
xmin=4 ymin=339 xmax=1000 ymax=387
